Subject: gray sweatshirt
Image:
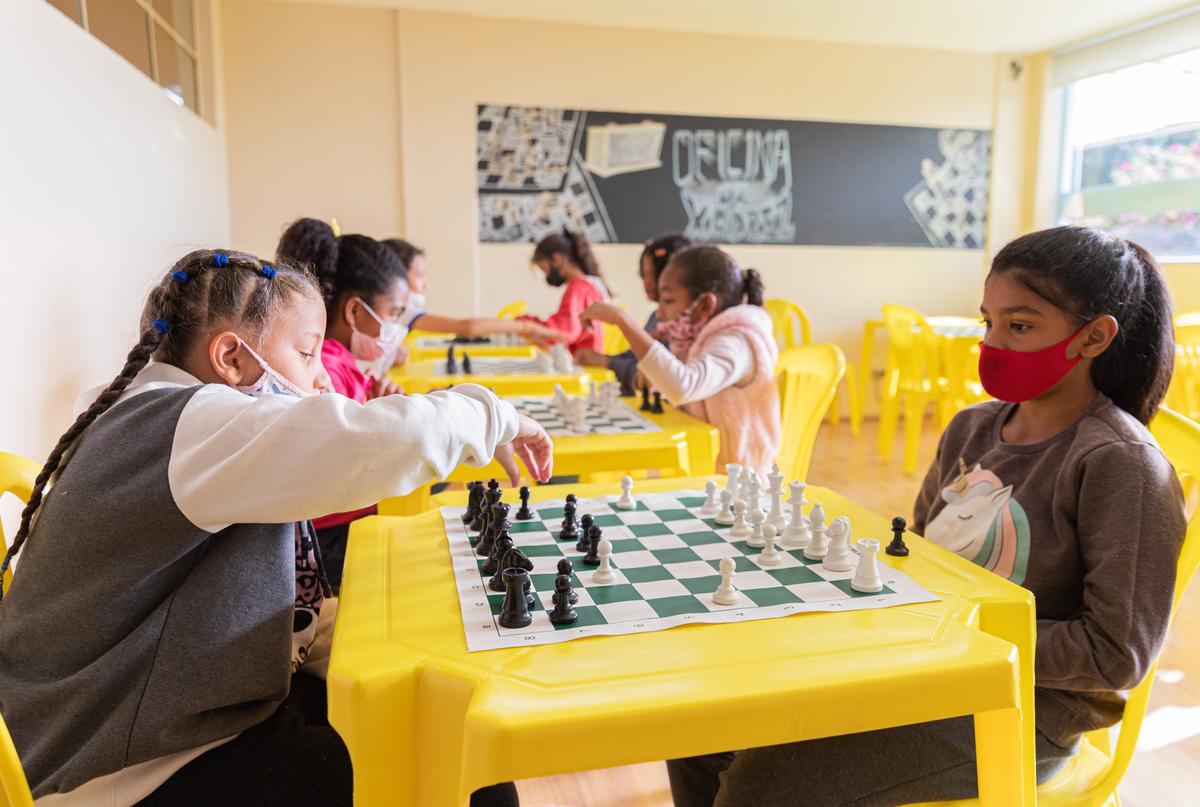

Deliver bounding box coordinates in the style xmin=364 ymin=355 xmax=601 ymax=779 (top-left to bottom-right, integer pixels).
xmin=0 ymin=362 xmax=519 ymax=797
xmin=914 ymin=394 xmax=1186 ymax=746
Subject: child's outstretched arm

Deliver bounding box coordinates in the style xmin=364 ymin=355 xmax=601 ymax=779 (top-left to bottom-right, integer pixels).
xmin=411 ymin=314 xmax=564 ymax=345
xmin=166 ymin=385 xmax=552 ymax=533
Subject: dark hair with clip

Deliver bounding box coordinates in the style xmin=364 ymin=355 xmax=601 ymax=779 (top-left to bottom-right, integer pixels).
xmin=533 ymin=228 xmax=606 ymax=285
xmin=0 ymin=250 xmax=320 ymax=592
xmin=990 ymin=226 xmax=1174 ymax=424
xmin=276 ymin=219 xmax=407 ymax=316
xmin=666 ymin=245 xmax=765 ymax=311
xmin=640 ymin=233 xmax=693 ymax=286
xmin=382 ymin=239 xmax=424 ymax=270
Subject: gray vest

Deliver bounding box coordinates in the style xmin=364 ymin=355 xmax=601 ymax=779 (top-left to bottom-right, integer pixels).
xmin=0 ymin=387 xmax=294 ymax=796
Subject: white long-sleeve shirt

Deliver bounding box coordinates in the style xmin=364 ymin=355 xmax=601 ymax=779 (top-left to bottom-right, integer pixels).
xmin=637 ymin=333 xmax=757 ymax=404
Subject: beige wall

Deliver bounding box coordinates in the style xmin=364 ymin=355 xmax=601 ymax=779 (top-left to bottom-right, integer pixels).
xmin=0 ymin=0 xmax=231 ymax=462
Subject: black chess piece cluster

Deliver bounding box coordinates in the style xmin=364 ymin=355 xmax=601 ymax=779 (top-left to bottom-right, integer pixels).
xmin=445 ymin=346 xmax=473 ymax=375
xmin=886 ymin=516 xmax=910 ymax=557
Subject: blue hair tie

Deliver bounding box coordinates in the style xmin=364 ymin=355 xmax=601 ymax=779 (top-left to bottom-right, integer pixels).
xmin=152 ymin=318 xmax=170 ymax=334
xmin=260 ymin=264 xmax=277 ymax=279
xmin=171 ymin=271 xmax=188 ymax=283
xmin=213 ymin=253 xmax=230 ymax=268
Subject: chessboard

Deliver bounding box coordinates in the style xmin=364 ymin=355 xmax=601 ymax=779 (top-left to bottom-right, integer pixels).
xmin=436 ymin=356 xmax=578 ymax=377
xmin=444 ymin=487 xmax=938 ymax=652
xmin=414 ymin=334 xmax=524 ymax=350
xmin=509 ymin=395 xmax=662 ymax=437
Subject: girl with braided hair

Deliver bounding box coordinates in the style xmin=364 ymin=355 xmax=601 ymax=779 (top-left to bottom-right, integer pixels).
xmin=0 ymin=249 xmax=549 ymax=807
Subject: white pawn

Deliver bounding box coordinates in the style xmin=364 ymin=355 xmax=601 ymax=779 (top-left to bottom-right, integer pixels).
xmin=851 ymin=539 xmax=883 ymax=593
xmin=714 ymin=489 xmax=736 ymax=526
xmin=766 ymin=464 xmax=787 ymax=531
xmin=804 ymin=503 xmax=829 ymax=560
xmin=724 ymin=463 xmax=742 ymax=500
xmin=747 ymin=509 xmax=766 ymax=548
xmin=592 ymin=538 xmax=617 ymax=584
xmin=588 ymin=381 xmax=598 ymax=403
xmin=822 ymin=516 xmax=855 ymax=572
xmin=616 ymin=475 xmax=636 ymax=510
xmin=781 ymin=481 xmax=811 ymax=548
xmin=713 ymin=556 xmax=740 ymax=605
xmin=758 ymin=524 xmax=783 ymax=566
xmin=729 ymin=500 xmax=750 ymax=538
xmin=699 ymin=480 xmax=720 ymax=517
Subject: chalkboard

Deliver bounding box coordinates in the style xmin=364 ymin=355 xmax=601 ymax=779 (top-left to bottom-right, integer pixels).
xmin=476 ymin=104 xmax=990 ymax=249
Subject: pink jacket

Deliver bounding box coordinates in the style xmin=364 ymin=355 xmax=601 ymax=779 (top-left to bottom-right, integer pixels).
xmin=682 ymin=305 xmax=781 ymax=478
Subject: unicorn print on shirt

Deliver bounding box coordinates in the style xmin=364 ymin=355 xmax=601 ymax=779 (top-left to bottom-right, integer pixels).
xmin=925 ymin=459 xmax=1031 ymax=585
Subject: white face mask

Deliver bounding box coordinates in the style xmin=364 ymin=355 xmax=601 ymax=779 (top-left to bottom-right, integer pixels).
xmin=233 ymin=340 xmax=316 ymax=399
xmin=405 ymin=291 xmax=426 ymax=312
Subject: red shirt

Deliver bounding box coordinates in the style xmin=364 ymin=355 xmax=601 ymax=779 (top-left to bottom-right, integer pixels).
xmin=519 ymin=277 xmax=606 ymax=354
xmin=314 ymin=338 xmax=376 ymax=529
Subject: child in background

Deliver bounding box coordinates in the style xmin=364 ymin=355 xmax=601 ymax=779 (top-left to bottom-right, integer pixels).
xmin=582 ymin=245 xmax=778 ymax=476
xmin=522 ymin=228 xmax=611 ymax=355
xmin=0 ymin=249 xmax=547 ymax=807
xmin=575 ymin=233 xmax=693 ymax=395
xmin=665 ymin=227 xmax=1186 ymax=807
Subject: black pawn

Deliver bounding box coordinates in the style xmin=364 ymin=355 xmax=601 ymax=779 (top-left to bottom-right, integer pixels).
xmin=886 ymin=516 xmax=910 ymax=557
xmin=498 ymin=568 xmax=532 ymax=629
xmin=575 ymin=513 xmax=595 ymax=553
xmin=515 ymin=486 xmax=534 ymax=520
xmin=556 ymin=558 xmax=579 ymax=604
xmin=651 ymin=391 xmax=664 ymax=414
xmin=549 ymin=574 xmax=578 ymax=625
xmin=446 ymin=346 xmax=457 ymax=375
xmin=639 ymin=383 xmax=652 ymax=411
xmin=583 ymin=524 xmax=602 ymax=566
xmin=483 ymin=531 xmax=513 ymax=579
xmin=559 ymin=500 xmax=580 ymax=541
xmin=462 ymin=352 xmax=473 ymax=374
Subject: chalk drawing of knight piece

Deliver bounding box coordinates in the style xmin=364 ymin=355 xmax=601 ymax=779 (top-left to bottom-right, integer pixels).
xmin=924 ymin=460 xmax=1030 ymax=585
xmin=903 ymin=129 xmax=991 ymax=249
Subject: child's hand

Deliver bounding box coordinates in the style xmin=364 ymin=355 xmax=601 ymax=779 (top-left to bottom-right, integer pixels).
xmin=580 ymin=302 xmax=623 ymax=328
xmin=368 ymin=376 xmax=404 ymax=399
xmin=494 ymin=414 xmax=554 ymax=485
xmin=389 ymin=344 xmax=410 ymax=368
xmin=573 ymin=348 xmax=610 ymax=368
xmin=522 ymin=323 xmax=566 ymax=347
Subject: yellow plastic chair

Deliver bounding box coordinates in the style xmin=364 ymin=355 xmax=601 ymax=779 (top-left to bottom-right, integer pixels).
xmin=601 ymin=304 xmax=632 ymax=355
xmin=0 ymin=453 xmax=39 ymax=597
xmin=1165 ymin=321 xmax=1200 ymax=422
xmin=776 ymin=344 xmax=846 ymax=482
xmin=764 ymin=299 xmax=861 ymax=437
xmin=495 ymin=300 xmax=527 ymax=320
xmin=877 ymin=304 xmax=945 ymax=475
xmin=912 ymin=406 xmax=1200 ymax=807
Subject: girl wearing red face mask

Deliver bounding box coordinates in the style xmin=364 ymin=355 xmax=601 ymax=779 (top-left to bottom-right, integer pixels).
xmin=521 ymin=228 xmax=610 ymax=354
xmin=663 ymin=227 xmax=1186 ymax=807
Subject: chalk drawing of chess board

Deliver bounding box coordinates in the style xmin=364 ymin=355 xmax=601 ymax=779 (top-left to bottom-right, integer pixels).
xmin=443 ymin=490 xmax=938 ymax=652
xmin=435 ymin=357 xmax=577 ymax=377
xmin=509 ymin=396 xmax=662 ymax=437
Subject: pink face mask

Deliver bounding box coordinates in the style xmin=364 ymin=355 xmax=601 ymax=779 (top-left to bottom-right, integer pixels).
xmin=233 ymin=340 xmax=316 ymax=399
xmin=655 ymin=300 xmax=708 ymax=359
xmin=350 ymin=298 xmax=404 ymax=363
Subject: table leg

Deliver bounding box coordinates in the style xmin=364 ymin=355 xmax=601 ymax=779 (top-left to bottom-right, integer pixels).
xmin=859 ymin=321 xmax=880 ymax=425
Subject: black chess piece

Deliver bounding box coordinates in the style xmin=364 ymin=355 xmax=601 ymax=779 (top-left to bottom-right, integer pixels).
xmin=498 ymin=567 xmax=532 ymax=629
xmin=462 ymin=481 xmax=482 ymax=526
xmin=575 ymin=513 xmax=595 ymax=553
xmin=639 ymin=383 xmax=652 ymax=412
xmin=559 ymin=500 xmax=580 ymax=541
xmin=445 ymin=346 xmax=457 ymax=375
xmin=462 ymin=352 xmax=473 ymax=374
xmin=548 ymin=574 xmax=578 ymax=625
xmin=477 ymin=501 xmax=510 ymax=559
xmin=483 ymin=531 xmax=513 ymax=578
xmin=471 ymin=482 xmax=500 ymax=534
xmin=566 ymin=493 xmax=577 ymax=506
xmin=515 ymin=486 xmax=534 ymax=520
xmin=556 ymin=558 xmax=579 ymax=604
xmin=886 ymin=516 xmax=910 ymax=557
xmin=651 ymin=391 xmax=664 ymax=414
xmin=583 ymin=524 xmax=602 ymax=566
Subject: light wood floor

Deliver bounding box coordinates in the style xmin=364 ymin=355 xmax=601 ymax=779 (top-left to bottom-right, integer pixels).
xmin=515 ymin=417 xmax=1200 ymax=807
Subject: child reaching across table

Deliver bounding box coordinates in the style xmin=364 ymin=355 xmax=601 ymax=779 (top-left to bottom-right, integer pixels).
xmin=522 ymin=228 xmax=611 ymax=355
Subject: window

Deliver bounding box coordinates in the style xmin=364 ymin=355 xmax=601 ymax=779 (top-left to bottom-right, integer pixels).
xmin=43 ymin=0 xmax=200 ymax=115
xmin=1057 ymin=48 xmax=1200 ymax=262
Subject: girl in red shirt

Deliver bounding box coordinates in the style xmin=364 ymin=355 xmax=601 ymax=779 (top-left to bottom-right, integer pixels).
xmin=520 ymin=229 xmax=610 ymax=354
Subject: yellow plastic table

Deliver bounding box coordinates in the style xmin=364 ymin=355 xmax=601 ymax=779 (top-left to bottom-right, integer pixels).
xmin=405 ymin=330 xmax=538 ymax=362
xmin=389 ymin=358 xmax=591 ymax=396
xmin=329 ymin=477 xmax=1036 ymax=807
xmin=377 ymin=403 xmax=719 ymax=515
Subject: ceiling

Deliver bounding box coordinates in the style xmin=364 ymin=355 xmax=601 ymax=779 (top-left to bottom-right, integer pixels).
xmin=276 ymin=0 xmax=1198 ymax=53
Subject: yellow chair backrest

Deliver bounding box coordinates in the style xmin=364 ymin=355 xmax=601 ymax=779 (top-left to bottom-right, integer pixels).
xmin=495 ymin=301 xmax=528 ymax=320
xmin=776 ymin=345 xmax=845 ymax=481
xmin=0 ymin=452 xmax=38 ymax=807
xmin=602 ymin=322 xmax=629 ymax=355
xmin=1165 ymin=324 xmax=1200 ymax=421
xmin=764 ymin=299 xmax=812 ymax=350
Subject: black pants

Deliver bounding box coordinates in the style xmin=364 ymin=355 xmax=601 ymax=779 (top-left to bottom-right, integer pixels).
xmin=138 ymin=673 xmax=519 ymax=807
xmin=315 ymin=523 xmax=350 ymax=593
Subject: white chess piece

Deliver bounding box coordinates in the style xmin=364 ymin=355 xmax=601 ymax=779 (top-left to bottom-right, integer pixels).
xmin=699 ymin=481 xmax=720 ymax=517
xmin=851 ymin=539 xmax=883 ymax=593
xmin=736 ymin=468 xmax=752 ymax=505
xmin=804 ymin=503 xmax=829 ymax=560
xmin=822 ymin=516 xmax=855 ymax=572
xmin=758 ymin=524 xmax=783 ymax=566
xmin=552 ymin=344 xmax=573 ymax=373
xmin=730 ymin=500 xmax=750 ymax=538
xmin=747 ymin=473 xmax=763 ymax=514
xmin=592 ymin=539 xmax=617 ymax=584
xmin=724 ymin=464 xmax=742 ymax=500
xmin=714 ymin=489 xmax=736 ymax=526
xmin=780 ymin=481 xmax=811 ymax=548
xmin=747 ymin=509 xmax=766 ymax=548
xmin=766 ymin=465 xmax=787 ymax=531
xmin=616 ymin=476 xmax=636 ymax=510
xmin=712 ymin=556 xmax=740 ymax=605
xmin=589 ymin=381 xmax=598 ymax=403
xmin=535 ymin=350 xmax=553 ymax=373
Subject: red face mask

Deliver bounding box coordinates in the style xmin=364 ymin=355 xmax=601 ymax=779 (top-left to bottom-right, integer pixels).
xmin=978 ymin=325 xmax=1089 ymax=403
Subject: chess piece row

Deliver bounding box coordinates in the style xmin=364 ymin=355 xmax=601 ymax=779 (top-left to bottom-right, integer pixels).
xmin=445 ymin=346 xmax=473 ymax=375
xmin=535 ymin=343 xmax=575 ymax=374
